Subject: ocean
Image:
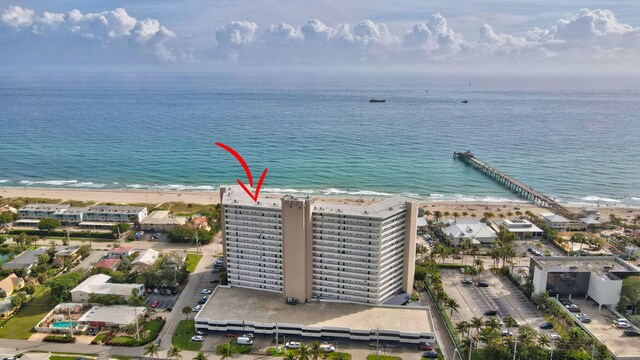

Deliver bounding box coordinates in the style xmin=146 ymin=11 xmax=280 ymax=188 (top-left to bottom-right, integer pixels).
xmin=0 ymin=71 xmax=639 ymax=206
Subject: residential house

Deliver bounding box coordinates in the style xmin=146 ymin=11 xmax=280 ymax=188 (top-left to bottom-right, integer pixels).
xmin=189 ymin=215 xmax=209 ymax=229
xmin=442 ymin=218 xmax=498 ymax=246
xmin=77 ymin=305 xmax=146 ymax=329
xmin=107 ymin=246 xmax=134 ymax=259
xmin=70 ymin=274 xmax=144 ymax=303
xmin=1 ymin=248 xmax=48 ymax=274
xmin=131 ymin=249 xmax=159 ymax=271
xmin=53 ymin=246 xmax=80 ymax=267
xmin=94 ymin=258 xmax=121 ymax=271
xmin=0 ymin=205 xmax=17 ymax=214
xmin=0 ymin=273 xmax=25 ymax=297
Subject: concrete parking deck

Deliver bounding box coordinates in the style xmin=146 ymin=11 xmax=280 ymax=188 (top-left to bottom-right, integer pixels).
xmin=196 ymin=286 xmax=432 ymax=336
xmin=562 ymin=299 xmax=640 ymax=360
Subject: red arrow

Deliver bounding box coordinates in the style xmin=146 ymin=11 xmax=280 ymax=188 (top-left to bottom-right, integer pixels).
xmin=215 ymin=142 xmax=268 ymax=202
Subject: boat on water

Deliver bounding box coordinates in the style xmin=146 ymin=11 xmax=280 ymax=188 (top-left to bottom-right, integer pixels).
xmin=461 ymin=100 xmax=469 ymax=103
xmin=369 ymin=99 xmax=386 ymax=103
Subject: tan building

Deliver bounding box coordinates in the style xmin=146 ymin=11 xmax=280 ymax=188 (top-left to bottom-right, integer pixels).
xmin=140 ymin=210 xmax=186 ymax=231
xmin=0 ymin=273 xmax=24 ymax=297
xmin=220 ymin=185 xmax=417 ymax=305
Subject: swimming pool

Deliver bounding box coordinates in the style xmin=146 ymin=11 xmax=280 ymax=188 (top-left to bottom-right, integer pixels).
xmin=52 ymin=321 xmax=77 ymax=328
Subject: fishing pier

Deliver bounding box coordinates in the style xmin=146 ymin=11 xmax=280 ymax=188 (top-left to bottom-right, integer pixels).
xmin=454 ymin=151 xmax=576 ymax=219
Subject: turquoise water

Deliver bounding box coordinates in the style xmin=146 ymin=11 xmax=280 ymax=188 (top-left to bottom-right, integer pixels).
xmin=0 ymin=71 xmax=639 ymax=206
xmin=52 ymin=321 xmax=77 ymax=328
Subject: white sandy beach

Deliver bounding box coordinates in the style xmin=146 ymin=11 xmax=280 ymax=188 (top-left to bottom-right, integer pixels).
xmin=1 ymin=187 xmax=639 ymax=222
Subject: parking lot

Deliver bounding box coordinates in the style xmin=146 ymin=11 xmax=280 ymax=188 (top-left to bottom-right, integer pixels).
xmin=145 ymin=290 xmax=179 ymax=311
xmin=560 ymin=299 xmax=640 ymax=359
xmin=440 ymin=269 xmax=550 ymax=334
xmin=186 ymin=255 xmax=222 ymax=314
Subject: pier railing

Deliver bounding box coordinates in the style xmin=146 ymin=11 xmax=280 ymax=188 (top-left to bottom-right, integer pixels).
xmin=454 ymin=151 xmax=576 ymax=219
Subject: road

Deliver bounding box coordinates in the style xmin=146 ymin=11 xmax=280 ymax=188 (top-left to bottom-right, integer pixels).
xmin=419 ymin=291 xmax=457 ymax=360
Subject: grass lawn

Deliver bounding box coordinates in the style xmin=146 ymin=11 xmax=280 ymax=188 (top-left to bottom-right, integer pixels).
xmin=0 ymin=286 xmax=53 ymax=339
xmin=185 ymin=253 xmax=203 ymax=273
xmin=50 ymin=356 xmax=96 ymax=360
xmin=367 ymin=356 xmax=402 ymax=360
xmin=108 ymin=319 xmax=164 ymax=346
xmin=91 ymin=332 xmax=108 ymax=344
xmin=171 ymin=320 xmax=202 ymax=351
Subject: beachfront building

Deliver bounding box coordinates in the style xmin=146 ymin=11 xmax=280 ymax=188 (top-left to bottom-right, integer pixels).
xmin=52 ymin=207 xmax=85 ymax=226
xmin=83 ymin=206 xmax=148 ymax=223
xmin=17 ymin=204 xmax=70 ymax=220
xmin=539 ymin=212 xmax=587 ymax=231
xmin=493 ymin=219 xmax=543 ymax=239
xmin=70 ymin=274 xmax=144 ymax=303
xmin=220 ymin=185 xmax=417 ymax=305
xmin=529 ymin=256 xmax=640 ymax=309
xmin=442 ymin=219 xmax=497 ymax=246
xmin=140 ymin=210 xmax=186 ymax=231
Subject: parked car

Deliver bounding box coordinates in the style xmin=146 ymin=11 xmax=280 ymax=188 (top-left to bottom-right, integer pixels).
xmin=237 ymin=336 xmax=253 ymax=345
xmin=453 ymin=255 xmax=462 ymax=260
xmin=196 ymin=330 xmax=205 ymax=335
xmin=225 ymin=333 xmax=239 ymax=338
xmin=501 ymin=330 xmax=513 ymax=337
xmin=192 ymin=305 xmax=202 ymax=312
xmin=191 ymin=335 xmax=204 ymax=342
xmin=198 ymin=298 xmax=207 ymax=305
xmin=212 ymin=268 xmax=221 ymax=273
xmin=272 ymin=336 xmax=285 ymax=344
xmin=422 ymin=351 xmax=439 ymax=358
xmin=461 ymin=279 xmax=473 ymax=285
xmin=566 ymin=305 xmax=581 ymax=313
xmin=158 ymin=288 xmax=165 ymax=295
xmin=476 ymin=281 xmax=490 ymax=287
xmin=616 ymin=322 xmax=631 ymax=329
xmin=320 ymin=343 xmax=335 ymax=352
xmin=576 ymin=313 xmax=591 ymax=323
xmin=285 ymin=342 xmax=301 ymax=349
xmin=201 ymin=289 xmax=212 ymax=294
xmin=540 ymin=322 xmax=553 ymax=329
xmin=418 ymin=344 xmax=433 ymax=351
xmin=623 ymin=329 xmax=640 ymax=337
xmin=242 ymin=333 xmax=254 ymax=338
xmin=153 ymin=288 xmax=159 ymax=294
xmin=167 ymin=306 xmax=173 ymax=312
xmin=145 ymin=287 xmax=153 ymax=294
xmin=484 ymin=310 xmax=498 ymax=316
xmin=150 ymin=300 xmax=159 ymax=308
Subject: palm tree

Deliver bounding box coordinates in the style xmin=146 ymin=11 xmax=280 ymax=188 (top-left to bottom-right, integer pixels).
xmin=167 ymin=345 xmax=183 ymax=359
xmin=460 ymin=238 xmax=473 ymax=265
xmin=471 ymin=213 xmax=477 ymax=218
xmin=538 ymin=333 xmax=551 ymax=348
xmin=424 ymin=210 xmax=431 ymax=221
xmin=504 ymin=316 xmax=517 ymax=334
xmin=215 ymin=342 xmax=235 ymax=360
xmin=456 ymin=321 xmax=470 ymax=339
xmin=462 ymin=211 xmax=469 ymax=217
xmin=310 ymin=341 xmax=323 ymax=360
xmin=485 ymin=318 xmax=500 ymax=332
xmin=433 ymin=210 xmax=443 ymax=222
xmin=474 ymin=258 xmax=484 ymax=275
xmin=469 ymin=245 xmax=481 ymax=264
xmin=283 ymin=352 xmax=296 ymax=360
xmin=193 ymin=352 xmax=209 ymax=360
xmin=182 ymin=306 xmax=192 ymax=320
xmin=444 ymin=211 xmax=451 ymax=218
xmin=507 ymin=211 xmax=513 ymax=218
xmin=144 ymin=342 xmax=160 ymax=358
xmin=453 ymin=211 xmax=460 ymax=219
xmin=470 ymin=316 xmax=484 ymax=336
xmin=298 ymin=344 xmax=311 ymax=360
xmin=445 ymin=297 xmax=460 ymax=317
xmin=515 ymin=210 xmax=522 ymax=217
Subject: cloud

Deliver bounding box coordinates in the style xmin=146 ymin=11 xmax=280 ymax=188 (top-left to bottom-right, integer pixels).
xmin=0 ymin=5 xmax=188 ymax=64
xmin=210 ymin=8 xmax=640 ymax=66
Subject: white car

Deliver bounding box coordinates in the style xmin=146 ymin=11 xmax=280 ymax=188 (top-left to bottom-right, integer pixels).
xmin=191 ymin=335 xmax=204 ymax=342
xmin=320 ymin=343 xmax=335 ymax=352
xmin=201 ymin=289 xmax=212 ymax=294
xmin=285 ymin=342 xmax=301 ymax=349
xmin=192 ymin=305 xmax=202 ymax=312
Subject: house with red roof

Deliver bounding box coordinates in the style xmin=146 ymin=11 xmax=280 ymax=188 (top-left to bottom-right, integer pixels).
xmin=94 ymin=258 xmax=121 ymax=271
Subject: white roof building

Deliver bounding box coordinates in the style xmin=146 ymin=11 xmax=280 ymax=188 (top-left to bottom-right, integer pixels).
xmin=140 ymin=210 xmax=186 ymax=231
xmin=494 ymin=219 xmax=544 ymax=239
xmin=443 ymin=219 xmax=497 ymax=245
xmin=70 ymin=274 xmax=144 ymax=303
xmin=77 ymin=305 xmax=145 ymax=327
xmin=580 ymin=214 xmax=602 ymax=226
xmin=132 ymin=249 xmax=159 ymax=268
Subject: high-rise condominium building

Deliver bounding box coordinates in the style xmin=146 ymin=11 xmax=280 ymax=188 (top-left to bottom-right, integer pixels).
xmin=220 ymin=186 xmax=417 ymax=305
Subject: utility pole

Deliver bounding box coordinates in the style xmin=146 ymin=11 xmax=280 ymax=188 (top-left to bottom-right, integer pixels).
xmin=376 ymin=326 xmax=379 ymax=359
xmin=195 ymin=230 xmax=200 ymax=253
xmin=275 ymin=322 xmax=279 ymax=353
xmin=550 ymin=337 xmax=555 ymax=360
xmin=591 ymin=343 xmax=596 ymax=360
xmin=512 ymin=335 xmax=518 ymax=360
xmin=135 ymin=307 xmax=140 ymax=340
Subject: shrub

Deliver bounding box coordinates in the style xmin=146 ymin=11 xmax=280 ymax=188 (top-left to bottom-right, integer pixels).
xmin=44 ymin=334 xmax=75 ymax=343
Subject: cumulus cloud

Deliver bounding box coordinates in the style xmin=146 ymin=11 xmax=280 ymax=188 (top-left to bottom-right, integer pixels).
xmin=0 ymin=5 xmax=188 ymax=64
xmin=211 ymin=8 xmax=640 ymax=66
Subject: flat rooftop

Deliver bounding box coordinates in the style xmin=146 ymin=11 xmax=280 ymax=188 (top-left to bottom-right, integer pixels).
xmin=19 ymin=204 xmax=69 ymax=211
xmin=221 ymin=185 xmax=414 ymax=219
xmin=532 ymin=256 xmax=640 ymax=276
xmin=196 ymin=286 xmax=432 ymax=334
xmin=85 ymin=206 xmax=146 ymax=213
xmin=78 ymin=305 xmax=145 ymax=325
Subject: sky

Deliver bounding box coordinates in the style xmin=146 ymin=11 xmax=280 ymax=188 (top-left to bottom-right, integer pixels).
xmin=1 ymin=0 xmax=639 ymax=71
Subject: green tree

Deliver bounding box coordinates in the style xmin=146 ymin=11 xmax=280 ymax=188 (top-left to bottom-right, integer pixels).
xmin=283 ymin=352 xmax=296 ymax=360
xmin=620 ymin=276 xmax=640 ymax=314
xmin=11 ymin=292 xmax=27 ymax=309
xmin=144 ymin=342 xmax=160 ymax=358
xmin=15 ymin=232 xmax=27 ymax=247
xmin=167 ymin=225 xmax=214 ymax=244
xmin=504 ymin=316 xmax=518 ymax=334
xmin=110 ymin=222 xmax=131 ymax=238
xmin=167 ymin=345 xmax=183 ymax=359
xmin=37 ymin=218 xmax=60 ymax=232
xmin=50 ymin=271 xmax=83 ymax=303
xmin=215 ymin=342 xmax=236 ymax=360
xmin=0 ymin=212 xmax=14 ymax=227
xmin=310 ymin=341 xmax=322 ymax=360
xmin=182 ymin=306 xmax=192 ymax=320
xmin=298 ymin=344 xmax=311 ymax=360
xmin=128 ymin=288 xmax=147 ymax=306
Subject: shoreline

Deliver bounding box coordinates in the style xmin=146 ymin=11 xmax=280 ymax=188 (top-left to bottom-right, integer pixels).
xmin=1 ymin=187 xmax=639 ymax=223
